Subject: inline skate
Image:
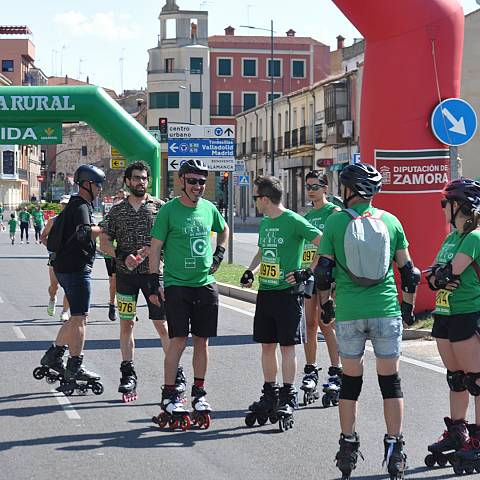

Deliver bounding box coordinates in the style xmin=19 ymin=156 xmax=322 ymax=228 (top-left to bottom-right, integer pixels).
xmin=245 ymin=382 xmax=279 ymax=427
xmin=118 ymin=360 xmax=138 ymax=402
xmin=383 ymin=434 xmax=407 ymax=479
xmin=335 ymin=432 xmax=363 ymax=480
xmin=425 ymin=417 xmax=468 ymax=468
xmin=175 ymin=365 xmax=187 ymax=394
xmin=300 ymin=364 xmax=320 ymax=406
xmin=191 ymin=385 xmax=211 ymax=429
xmin=56 ymin=355 xmax=104 ymax=396
xmin=451 ymin=424 xmax=480 ymax=475
xmin=152 ymin=386 xmax=191 ymax=431
xmin=33 ymin=344 xmax=66 ymax=384
xmin=277 ymin=384 xmax=297 ymax=432
xmin=322 ymin=366 xmax=342 ymax=408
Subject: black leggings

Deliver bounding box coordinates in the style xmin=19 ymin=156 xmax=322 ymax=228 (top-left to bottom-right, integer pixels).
xmin=34 ymin=225 xmax=42 ymax=241
xmin=20 ymin=222 xmax=29 ymax=241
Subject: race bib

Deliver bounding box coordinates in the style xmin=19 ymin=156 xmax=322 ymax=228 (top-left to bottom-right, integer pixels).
xmin=259 ymin=262 xmax=280 ymax=279
xmin=117 ymin=293 xmax=137 ymax=321
xmin=302 ymin=248 xmax=317 ymax=264
xmin=435 ymin=289 xmax=451 ymax=314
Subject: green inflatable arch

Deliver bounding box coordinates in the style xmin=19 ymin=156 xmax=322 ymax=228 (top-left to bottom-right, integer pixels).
xmin=0 ymin=85 xmax=161 ymax=195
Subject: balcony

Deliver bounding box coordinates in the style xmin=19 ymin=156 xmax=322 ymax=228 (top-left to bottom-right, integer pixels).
xmin=291 ymin=129 xmax=299 ymax=148
xmin=284 ymin=131 xmax=291 ymax=149
xmin=210 ymin=105 xmax=244 ymax=117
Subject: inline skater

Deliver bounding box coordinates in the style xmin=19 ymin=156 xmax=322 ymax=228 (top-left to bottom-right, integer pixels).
xmin=242 ymin=175 xmax=321 ymax=432
xmin=301 ymin=171 xmax=342 ymax=407
xmin=34 ymin=164 xmax=105 ymax=396
xmin=425 ymin=178 xmax=480 ymax=475
xmin=316 ymin=163 xmax=419 ymax=479
xmin=40 ymin=195 xmax=70 ymax=321
xmin=32 ymin=204 xmax=45 ymax=244
xmin=149 ymin=159 xmax=229 ymax=430
xmin=100 ymin=162 xmax=169 ymax=402
xmin=8 ymin=213 xmax=17 ymax=245
xmin=18 ymin=206 xmax=31 ymax=244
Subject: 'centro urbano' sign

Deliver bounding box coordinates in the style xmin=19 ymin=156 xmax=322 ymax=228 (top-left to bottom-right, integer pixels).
xmin=0 ymin=95 xmax=76 ymax=111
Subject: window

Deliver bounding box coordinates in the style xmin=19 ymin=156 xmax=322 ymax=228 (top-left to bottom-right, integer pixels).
xmin=2 ymin=150 xmax=14 ymax=175
xmin=191 ymin=91 xmax=203 ymax=109
xmin=190 ymin=57 xmax=203 ymax=74
xmin=292 ymin=60 xmax=305 ymax=78
xmin=242 ymin=59 xmax=257 ymax=77
xmin=218 ymin=58 xmax=232 ymax=76
xmin=218 ymin=92 xmax=232 ymax=116
xmin=325 ymin=81 xmax=349 ymax=123
xmin=267 ymin=59 xmax=281 ymax=77
xmin=267 ymin=92 xmax=281 ymax=102
xmin=149 ymin=92 xmax=179 ymax=109
xmin=2 ymin=60 xmax=14 ymax=72
xmin=243 ymin=93 xmax=257 ymax=111
xmin=165 ymin=58 xmax=175 ymax=72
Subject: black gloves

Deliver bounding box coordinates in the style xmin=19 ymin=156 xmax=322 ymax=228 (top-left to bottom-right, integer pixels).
xmin=240 ymin=269 xmax=254 ymax=286
xmin=147 ymin=273 xmax=163 ymax=298
xmin=209 ymin=246 xmax=226 ymax=274
xmin=293 ymin=268 xmax=313 ymax=283
xmin=320 ymin=300 xmax=335 ymax=324
xmin=401 ymin=301 xmax=415 ymax=326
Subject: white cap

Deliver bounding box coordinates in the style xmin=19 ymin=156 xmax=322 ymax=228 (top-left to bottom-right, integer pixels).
xmin=60 ymin=195 xmax=71 ymax=204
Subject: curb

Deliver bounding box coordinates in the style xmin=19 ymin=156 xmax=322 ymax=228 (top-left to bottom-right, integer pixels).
xmin=217 ymin=282 xmax=432 ymax=340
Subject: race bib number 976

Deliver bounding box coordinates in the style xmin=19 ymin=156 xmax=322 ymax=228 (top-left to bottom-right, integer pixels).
xmin=117 ymin=293 xmax=137 ymax=321
xmin=259 ymin=262 xmax=280 ymax=279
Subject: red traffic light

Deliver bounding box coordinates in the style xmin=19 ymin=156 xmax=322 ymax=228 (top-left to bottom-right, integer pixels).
xmin=223 ymin=172 xmax=229 ymax=178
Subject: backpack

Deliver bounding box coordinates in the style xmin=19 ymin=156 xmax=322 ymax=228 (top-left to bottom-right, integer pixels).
xmin=341 ymin=208 xmax=391 ymax=287
xmin=46 ymin=210 xmax=67 ymax=254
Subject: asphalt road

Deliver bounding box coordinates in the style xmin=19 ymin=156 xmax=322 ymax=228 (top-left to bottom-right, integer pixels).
xmin=0 ymin=227 xmax=470 ymax=480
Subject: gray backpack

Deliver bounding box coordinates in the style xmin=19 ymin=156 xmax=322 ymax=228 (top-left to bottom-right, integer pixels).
xmin=342 ymin=208 xmax=390 ymax=286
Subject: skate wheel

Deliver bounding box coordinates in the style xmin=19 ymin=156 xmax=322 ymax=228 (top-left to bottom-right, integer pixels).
xmin=332 ymin=399 xmax=339 ymax=407
xmin=91 ymin=382 xmax=104 ymax=395
xmin=33 ymin=367 xmax=45 ymax=380
xmin=169 ymin=418 xmax=179 ymax=429
xmin=269 ymin=413 xmax=278 ymax=424
xmin=453 ymin=463 xmax=464 ymax=475
xmin=438 ymin=456 xmax=448 ymax=467
xmin=245 ymin=412 xmax=256 ymax=427
xmin=180 ymin=415 xmax=191 ymax=431
xmin=45 ymin=375 xmax=58 ymax=384
xmin=78 ymin=385 xmax=88 ymax=395
xmin=63 ymin=388 xmax=74 ymax=396
xmin=465 ymin=466 xmax=474 ymax=474
xmin=257 ymin=414 xmax=267 ymax=426
xmin=201 ymin=413 xmax=210 ymax=430
xmin=322 ymin=394 xmax=330 ymax=408
xmin=302 ymin=392 xmax=308 ymax=406
xmin=424 ymin=454 xmax=436 ymax=468
xmin=158 ymin=413 xmax=169 ymax=428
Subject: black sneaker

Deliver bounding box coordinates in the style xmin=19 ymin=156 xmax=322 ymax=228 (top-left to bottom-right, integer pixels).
xmin=108 ymin=304 xmax=118 ymax=321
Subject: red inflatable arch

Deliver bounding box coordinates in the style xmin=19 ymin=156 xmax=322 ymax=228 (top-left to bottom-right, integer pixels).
xmin=333 ymin=0 xmax=465 ymax=311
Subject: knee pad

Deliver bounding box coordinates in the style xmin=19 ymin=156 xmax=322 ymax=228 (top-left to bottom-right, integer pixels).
xmin=339 ymin=374 xmax=363 ymax=401
xmin=378 ymin=373 xmax=403 ymax=399
xmin=447 ymin=370 xmax=467 ymax=392
xmin=464 ymin=372 xmax=480 ymax=396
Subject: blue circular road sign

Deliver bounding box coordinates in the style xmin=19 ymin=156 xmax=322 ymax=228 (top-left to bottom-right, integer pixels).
xmin=431 ymin=98 xmax=478 ymax=146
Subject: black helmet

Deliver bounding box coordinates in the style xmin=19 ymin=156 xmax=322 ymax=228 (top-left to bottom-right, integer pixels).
xmin=74 ymin=164 xmax=106 ymax=186
xmin=179 ymin=159 xmax=208 ymax=177
xmin=340 ymin=163 xmax=382 ymax=199
xmin=443 ymin=178 xmax=480 ymax=211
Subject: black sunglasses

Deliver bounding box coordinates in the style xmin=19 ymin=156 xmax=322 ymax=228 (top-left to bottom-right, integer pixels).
xmin=185 ymin=178 xmax=206 ymax=186
xmin=305 ymin=183 xmax=326 ymax=191
xmin=441 ymin=198 xmax=449 ymax=208
xmin=253 ymin=195 xmax=268 ymax=201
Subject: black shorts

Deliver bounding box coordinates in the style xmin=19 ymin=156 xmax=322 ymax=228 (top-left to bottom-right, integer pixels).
xmin=104 ymin=257 xmax=116 ymax=277
xmin=164 ymin=283 xmax=219 ymax=339
xmin=116 ymin=272 xmax=165 ymax=321
xmin=432 ymin=311 xmax=480 ymax=342
xmin=254 ymin=289 xmax=304 ymax=346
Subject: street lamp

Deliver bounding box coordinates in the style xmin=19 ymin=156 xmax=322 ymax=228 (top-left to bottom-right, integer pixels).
xmin=240 ymin=20 xmax=275 ymax=176
xmin=179 ymin=84 xmax=192 ymax=123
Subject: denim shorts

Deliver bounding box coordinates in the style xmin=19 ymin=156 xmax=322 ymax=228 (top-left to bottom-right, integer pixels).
xmin=335 ymin=316 xmax=403 ymax=359
xmin=55 ymin=266 xmax=92 ymax=316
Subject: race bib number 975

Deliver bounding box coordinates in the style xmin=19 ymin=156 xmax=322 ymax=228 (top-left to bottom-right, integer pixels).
xmin=259 ymin=262 xmax=280 ymax=279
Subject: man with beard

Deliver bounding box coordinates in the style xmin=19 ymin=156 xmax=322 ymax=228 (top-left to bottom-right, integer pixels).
xmin=99 ymin=161 xmax=172 ymax=402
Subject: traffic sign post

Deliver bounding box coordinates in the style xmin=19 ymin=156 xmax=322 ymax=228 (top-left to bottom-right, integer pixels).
xmin=431 ymin=98 xmax=478 ymax=147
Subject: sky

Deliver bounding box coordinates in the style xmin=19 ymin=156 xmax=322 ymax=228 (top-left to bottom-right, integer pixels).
xmin=2 ymin=0 xmax=479 ymax=94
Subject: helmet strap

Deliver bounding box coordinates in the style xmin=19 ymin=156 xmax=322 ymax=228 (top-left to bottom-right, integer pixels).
xmin=181 ymin=176 xmax=199 ymax=204
xmin=342 ymin=189 xmax=357 ymax=209
xmin=80 ymin=182 xmax=94 ymax=202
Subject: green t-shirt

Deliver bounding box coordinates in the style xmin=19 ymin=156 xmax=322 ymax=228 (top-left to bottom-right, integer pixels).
xmin=302 ymin=202 xmax=339 ymax=268
xmin=19 ymin=211 xmax=30 ymax=223
xmin=31 ymin=210 xmax=44 ymax=227
xmin=257 ymin=210 xmax=320 ymax=291
xmin=434 ymin=229 xmax=480 ymax=316
xmin=150 ymin=197 xmax=226 ymax=287
xmin=8 ymin=219 xmax=17 ymax=233
xmin=318 ymin=202 xmax=409 ymax=321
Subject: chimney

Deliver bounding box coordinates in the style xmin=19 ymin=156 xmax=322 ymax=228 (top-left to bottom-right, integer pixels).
xmin=336 ymin=35 xmax=345 ymax=50
xmin=64 ymin=74 xmax=68 ymax=84
xmin=224 ymin=26 xmax=235 ymax=36
xmin=286 ymin=29 xmax=296 ymax=37
xmin=86 ymin=75 xmax=90 ymax=84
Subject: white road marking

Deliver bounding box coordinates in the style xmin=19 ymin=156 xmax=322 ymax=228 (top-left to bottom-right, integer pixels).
xmin=51 ymin=389 xmax=81 ymax=420
xmin=221 ymin=302 xmax=446 ymax=374
xmin=12 ymin=326 xmax=26 ymax=339
xmin=0 ymin=296 xmax=3 ymax=303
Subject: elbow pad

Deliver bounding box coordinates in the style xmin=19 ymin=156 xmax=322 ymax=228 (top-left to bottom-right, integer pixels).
xmin=76 ymin=224 xmax=92 ymax=245
xmin=398 ymin=261 xmax=421 ymax=293
xmin=314 ymin=256 xmax=335 ymax=291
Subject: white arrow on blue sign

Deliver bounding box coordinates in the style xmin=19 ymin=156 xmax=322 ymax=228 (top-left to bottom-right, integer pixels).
xmin=431 ymin=98 xmax=478 ymax=146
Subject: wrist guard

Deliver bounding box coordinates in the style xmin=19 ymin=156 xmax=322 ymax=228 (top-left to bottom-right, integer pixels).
xmin=147 ymin=273 xmax=162 ymax=297
xmin=240 ymin=269 xmax=254 ymax=285
xmin=428 ymin=263 xmax=460 ymax=290
xmin=401 ymin=301 xmax=415 ymax=326
xmin=293 ymin=268 xmax=313 ymax=284
xmin=209 ymin=246 xmax=226 ymax=274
